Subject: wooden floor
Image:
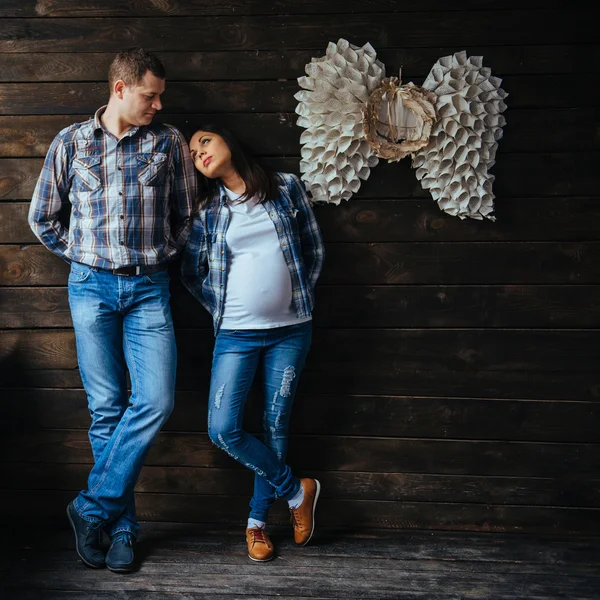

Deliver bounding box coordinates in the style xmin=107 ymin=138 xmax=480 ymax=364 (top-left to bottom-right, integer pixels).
xmin=1 ymin=522 xmax=599 ymax=599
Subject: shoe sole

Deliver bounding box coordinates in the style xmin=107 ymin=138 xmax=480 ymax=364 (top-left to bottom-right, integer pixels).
xmin=106 ymin=563 xmax=134 ymax=574
xmin=301 ymin=478 xmax=321 ymax=546
xmin=66 ymin=505 xmax=104 ymax=569
xmin=247 ymin=553 xmax=274 ymax=562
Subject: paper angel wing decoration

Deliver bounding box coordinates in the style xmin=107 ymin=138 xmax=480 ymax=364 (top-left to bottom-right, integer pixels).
xmin=413 ymin=51 xmax=508 ymax=220
xmin=295 ymin=42 xmax=508 ymax=220
xmin=294 ymin=39 xmax=385 ymax=204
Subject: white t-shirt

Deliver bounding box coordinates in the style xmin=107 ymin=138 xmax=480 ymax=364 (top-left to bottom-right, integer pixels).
xmin=220 ymin=186 xmax=311 ymax=330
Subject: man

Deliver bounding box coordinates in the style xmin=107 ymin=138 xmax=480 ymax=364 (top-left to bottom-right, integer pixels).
xmin=28 ymin=48 xmax=197 ymax=573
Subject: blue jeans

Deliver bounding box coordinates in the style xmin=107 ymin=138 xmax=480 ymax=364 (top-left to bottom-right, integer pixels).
xmin=208 ymin=322 xmax=312 ymax=523
xmin=68 ymin=262 xmax=176 ymax=538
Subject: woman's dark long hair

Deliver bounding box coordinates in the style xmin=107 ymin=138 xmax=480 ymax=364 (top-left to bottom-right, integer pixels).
xmin=190 ymin=124 xmax=280 ymax=210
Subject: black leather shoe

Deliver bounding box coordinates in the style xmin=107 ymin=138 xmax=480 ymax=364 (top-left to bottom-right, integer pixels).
xmin=106 ymin=532 xmax=135 ymax=573
xmin=66 ymin=502 xmax=106 ymax=568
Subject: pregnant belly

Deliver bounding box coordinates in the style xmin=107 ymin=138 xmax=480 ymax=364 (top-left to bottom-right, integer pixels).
xmin=226 ymin=254 xmax=294 ymax=318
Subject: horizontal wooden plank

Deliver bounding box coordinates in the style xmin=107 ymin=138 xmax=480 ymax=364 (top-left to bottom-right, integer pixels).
xmin=315 ymin=197 xmax=600 ymax=243
xmin=7 ymin=197 xmax=600 ymax=245
xmin=0 ymin=45 xmax=595 ymax=84
xmin=11 ymin=522 xmax=600 ymax=565
xmin=3 ymin=153 xmax=598 ymax=200
xmin=0 ymin=13 xmax=593 ymax=54
xmin=3 ymin=369 xmax=598 ymax=402
xmin=0 ymin=81 xmax=296 ymax=114
xmin=9 ymin=547 xmax=598 ymax=582
xmin=2 ymin=533 xmax=599 ymax=600
xmin=320 ymin=242 xmax=600 ymax=284
xmin=3 ymin=461 xmax=597 ymax=507
xmin=0 ymin=75 xmax=591 ymax=116
xmin=2 ymin=429 xmax=598 ymax=476
xmin=0 ymin=1 xmax=565 ymax=18
xmin=310 ymin=284 xmax=600 ymax=328
xmin=3 ymin=283 xmax=600 ymax=329
xmin=0 ymin=158 xmax=40 ymax=199
xmin=4 ymin=388 xmax=599 ymax=441
xmin=1 ymin=109 xmax=596 ymax=158
xmin=1 ymin=489 xmax=598 ymax=534
xmin=1 ymin=558 xmax=599 ymax=600
xmin=2 ymin=328 xmax=599 ymax=373
xmin=1 ymin=529 xmax=597 ymax=600
xmin=3 ymin=241 xmax=600 ymax=287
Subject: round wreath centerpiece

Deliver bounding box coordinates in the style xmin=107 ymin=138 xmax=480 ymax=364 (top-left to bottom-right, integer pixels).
xmin=362 ymin=77 xmax=438 ymax=162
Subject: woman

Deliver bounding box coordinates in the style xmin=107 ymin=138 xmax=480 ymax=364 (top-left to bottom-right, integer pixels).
xmin=180 ymin=125 xmax=325 ymax=562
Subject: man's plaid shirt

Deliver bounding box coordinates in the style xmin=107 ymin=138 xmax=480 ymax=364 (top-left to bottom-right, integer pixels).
xmin=28 ymin=106 xmax=197 ymax=269
xmin=181 ymin=173 xmax=325 ymax=334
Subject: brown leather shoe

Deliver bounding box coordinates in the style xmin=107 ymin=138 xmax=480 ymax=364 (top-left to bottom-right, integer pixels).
xmin=289 ymin=478 xmax=321 ymax=546
xmin=246 ymin=527 xmax=274 ymax=562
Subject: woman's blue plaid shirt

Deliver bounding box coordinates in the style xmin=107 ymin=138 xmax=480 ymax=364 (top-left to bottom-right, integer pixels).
xmin=180 ymin=172 xmax=325 ymax=334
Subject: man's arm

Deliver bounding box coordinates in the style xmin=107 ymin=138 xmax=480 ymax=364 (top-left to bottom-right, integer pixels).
xmin=180 ymin=212 xmax=211 ymax=313
xmin=170 ymin=129 xmax=198 ymax=251
xmin=28 ymin=134 xmax=71 ymax=261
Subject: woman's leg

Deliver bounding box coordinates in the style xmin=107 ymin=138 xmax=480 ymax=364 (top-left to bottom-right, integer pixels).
xmin=208 ymin=329 xmax=301 ymax=504
xmin=249 ymin=322 xmax=313 ymax=523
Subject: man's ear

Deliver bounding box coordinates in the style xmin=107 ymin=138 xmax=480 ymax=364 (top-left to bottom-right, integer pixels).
xmin=113 ymin=79 xmax=126 ymax=99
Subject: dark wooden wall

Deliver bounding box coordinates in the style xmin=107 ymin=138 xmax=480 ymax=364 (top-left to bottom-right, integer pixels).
xmin=0 ymin=2 xmax=599 ymax=534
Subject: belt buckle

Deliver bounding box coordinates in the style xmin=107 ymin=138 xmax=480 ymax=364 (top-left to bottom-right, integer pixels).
xmin=114 ymin=265 xmax=141 ymax=277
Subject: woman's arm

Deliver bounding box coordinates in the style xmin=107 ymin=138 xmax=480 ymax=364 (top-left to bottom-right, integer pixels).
xmin=288 ymin=174 xmax=325 ymax=289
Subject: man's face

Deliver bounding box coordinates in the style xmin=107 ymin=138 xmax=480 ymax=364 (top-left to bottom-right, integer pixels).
xmin=119 ymin=70 xmax=165 ymax=127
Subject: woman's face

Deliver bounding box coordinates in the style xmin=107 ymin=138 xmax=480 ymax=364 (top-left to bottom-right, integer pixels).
xmin=189 ymin=130 xmax=233 ymax=179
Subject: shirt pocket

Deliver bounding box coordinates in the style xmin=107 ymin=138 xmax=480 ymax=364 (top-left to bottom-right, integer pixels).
xmin=72 ymin=153 xmax=102 ymax=192
xmin=280 ymin=207 xmax=299 ymax=219
xmin=138 ymin=152 xmax=168 ymax=186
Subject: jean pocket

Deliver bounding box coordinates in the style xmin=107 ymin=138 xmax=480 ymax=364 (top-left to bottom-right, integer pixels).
xmin=68 ymin=264 xmax=92 ymax=284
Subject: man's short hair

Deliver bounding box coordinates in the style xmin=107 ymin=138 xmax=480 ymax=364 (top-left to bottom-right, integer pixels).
xmin=108 ymin=47 xmax=166 ymax=92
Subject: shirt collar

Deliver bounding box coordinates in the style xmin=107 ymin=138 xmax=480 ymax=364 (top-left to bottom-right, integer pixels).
xmin=93 ymin=105 xmax=141 ymax=139
xmin=217 ymin=181 xmax=229 ymax=206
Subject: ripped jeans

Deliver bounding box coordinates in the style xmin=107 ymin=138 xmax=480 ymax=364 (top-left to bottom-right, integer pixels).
xmin=207 ymin=321 xmax=312 ymax=522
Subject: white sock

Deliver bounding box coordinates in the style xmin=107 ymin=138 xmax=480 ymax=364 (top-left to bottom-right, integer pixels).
xmin=287 ymin=484 xmax=305 ymax=510
xmin=247 ymin=518 xmax=266 ymax=530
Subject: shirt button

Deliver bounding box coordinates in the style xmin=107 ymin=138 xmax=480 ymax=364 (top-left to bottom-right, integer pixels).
xmin=277 ymin=228 xmax=281 ymax=231
xmin=221 ymin=268 xmax=225 ymax=272
xmin=221 ymin=251 xmax=224 ymax=255
xmin=119 ymin=215 xmax=124 ymax=220
xmin=119 ymin=191 xmax=123 ymax=196
xmin=120 ymin=241 xmax=124 ymax=246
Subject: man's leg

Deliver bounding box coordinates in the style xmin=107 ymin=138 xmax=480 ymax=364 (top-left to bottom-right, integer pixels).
xmin=70 ymin=276 xmax=137 ymax=536
xmin=73 ymin=270 xmax=176 ymax=539
xmin=67 ymin=263 xmax=130 ymax=566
